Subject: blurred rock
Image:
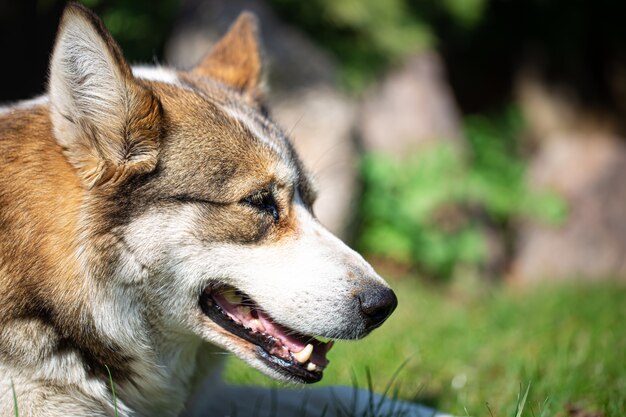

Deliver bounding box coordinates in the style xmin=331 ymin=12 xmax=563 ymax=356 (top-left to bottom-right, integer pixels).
xmin=165 ymin=0 xmax=358 ymax=238
xmin=512 ymin=72 xmax=626 ymax=283
xmin=511 ymin=134 xmax=626 ymax=283
xmin=357 ymin=52 xmax=464 ymax=156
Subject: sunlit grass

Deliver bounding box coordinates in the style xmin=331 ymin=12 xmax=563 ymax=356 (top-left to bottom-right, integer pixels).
xmin=225 ymin=279 xmax=626 ymax=416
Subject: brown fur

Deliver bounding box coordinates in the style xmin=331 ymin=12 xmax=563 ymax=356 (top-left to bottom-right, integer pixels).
xmin=0 ymin=105 xmax=135 ymax=383
xmin=191 ymin=12 xmax=263 ymax=102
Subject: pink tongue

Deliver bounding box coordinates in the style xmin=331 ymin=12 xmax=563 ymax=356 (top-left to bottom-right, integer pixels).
xmin=256 ymin=310 xmax=330 ymax=367
xmin=256 ymin=310 xmax=306 ymax=351
xmin=212 ymin=292 xmax=329 ymax=366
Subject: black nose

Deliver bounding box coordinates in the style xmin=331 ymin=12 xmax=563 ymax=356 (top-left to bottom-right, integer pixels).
xmin=358 ymin=287 xmax=398 ymax=331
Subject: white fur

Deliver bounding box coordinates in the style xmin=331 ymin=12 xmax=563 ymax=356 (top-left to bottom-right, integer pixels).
xmin=75 ymin=214 xmax=204 ymax=416
xmin=132 ymin=65 xmax=180 ymax=85
xmin=48 ymin=13 xmax=128 ymax=153
xmin=0 ymin=95 xmax=49 ymax=115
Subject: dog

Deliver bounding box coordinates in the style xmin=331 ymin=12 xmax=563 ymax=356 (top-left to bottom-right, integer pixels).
xmin=0 ymin=3 xmax=408 ymax=416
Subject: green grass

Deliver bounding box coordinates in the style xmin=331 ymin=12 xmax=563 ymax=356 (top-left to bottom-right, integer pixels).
xmin=11 ymin=380 xmax=18 ymax=417
xmin=105 ymin=364 xmax=119 ymax=417
xmin=225 ymin=278 xmax=626 ymax=416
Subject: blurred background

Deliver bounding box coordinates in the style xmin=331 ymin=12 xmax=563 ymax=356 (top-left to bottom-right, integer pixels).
xmin=1 ymin=0 xmax=625 ymax=415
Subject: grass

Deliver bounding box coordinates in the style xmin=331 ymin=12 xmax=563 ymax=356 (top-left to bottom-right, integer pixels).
xmin=105 ymin=364 xmax=119 ymax=417
xmin=225 ymin=278 xmax=626 ymax=416
xmin=10 ymin=380 xmax=18 ymax=417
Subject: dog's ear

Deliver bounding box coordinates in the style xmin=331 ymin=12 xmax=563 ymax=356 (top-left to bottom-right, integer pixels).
xmin=191 ymin=12 xmax=263 ymax=102
xmin=48 ymin=3 xmax=161 ymax=189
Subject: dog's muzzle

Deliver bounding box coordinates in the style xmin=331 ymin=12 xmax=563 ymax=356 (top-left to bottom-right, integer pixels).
xmin=200 ymin=285 xmax=334 ymax=383
xmin=199 ymin=282 xmax=397 ymax=383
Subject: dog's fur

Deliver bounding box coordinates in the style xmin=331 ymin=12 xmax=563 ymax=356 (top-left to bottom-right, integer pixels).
xmin=0 ymin=4 xmax=397 ymax=416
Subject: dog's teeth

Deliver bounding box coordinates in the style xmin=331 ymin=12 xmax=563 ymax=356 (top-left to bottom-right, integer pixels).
xmin=251 ymin=318 xmax=265 ymax=332
xmin=293 ymin=344 xmax=314 ymax=363
xmin=306 ymin=362 xmax=317 ymax=372
xmin=222 ymin=291 xmax=242 ymax=305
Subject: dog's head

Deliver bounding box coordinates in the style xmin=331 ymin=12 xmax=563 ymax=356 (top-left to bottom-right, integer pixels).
xmin=49 ymin=4 xmax=396 ymax=383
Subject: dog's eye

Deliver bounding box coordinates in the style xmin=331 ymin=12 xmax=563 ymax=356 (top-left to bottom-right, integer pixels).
xmin=242 ymin=190 xmax=279 ymax=222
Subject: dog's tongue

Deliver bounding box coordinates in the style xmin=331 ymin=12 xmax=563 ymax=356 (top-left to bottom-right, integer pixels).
xmin=212 ymin=290 xmax=332 ymax=367
xmin=255 ymin=310 xmax=330 ymax=366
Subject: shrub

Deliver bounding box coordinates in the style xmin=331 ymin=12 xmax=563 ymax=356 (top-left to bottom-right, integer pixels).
xmin=356 ymin=108 xmax=565 ymax=280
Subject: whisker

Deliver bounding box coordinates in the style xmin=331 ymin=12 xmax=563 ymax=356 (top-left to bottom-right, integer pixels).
xmin=286 ymin=111 xmax=307 ymax=142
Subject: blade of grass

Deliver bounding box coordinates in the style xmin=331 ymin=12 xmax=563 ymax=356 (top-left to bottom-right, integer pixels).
xmin=104 ymin=365 xmax=118 ymax=417
xmin=514 ymin=382 xmax=531 ymax=417
xmin=329 ymin=386 xmax=351 ymax=417
xmin=486 ymin=402 xmax=495 ymax=417
xmin=11 ymin=380 xmax=18 ymax=417
xmin=365 ymin=367 xmax=376 ymax=417
xmin=537 ymin=397 xmax=551 ymax=417
xmin=375 ymin=358 xmax=411 ymax=416
xmin=382 ymin=386 xmax=401 ymax=417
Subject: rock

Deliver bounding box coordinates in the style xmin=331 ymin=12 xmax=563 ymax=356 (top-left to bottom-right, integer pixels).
xmin=357 ymin=52 xmax=464 ymax=156
xmin=511 ymin=133 xmax=626 ymax=283
xmin=165 ymin=0 xmax=358 ymax=238
xmin=511 ymin=71 xmax=626 ymax=284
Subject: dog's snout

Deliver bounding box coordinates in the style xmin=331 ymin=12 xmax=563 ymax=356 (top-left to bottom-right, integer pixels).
xmin=358 ymin=286 xmax=398 ymax=331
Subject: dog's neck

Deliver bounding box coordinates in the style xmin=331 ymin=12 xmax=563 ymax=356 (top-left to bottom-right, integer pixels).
xmin=115 ymin=333 xmax=206 ymax=416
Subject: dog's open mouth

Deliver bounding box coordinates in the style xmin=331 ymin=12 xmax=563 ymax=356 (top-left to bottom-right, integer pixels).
xmin=199 ymin=285 xmax=334 ymax=383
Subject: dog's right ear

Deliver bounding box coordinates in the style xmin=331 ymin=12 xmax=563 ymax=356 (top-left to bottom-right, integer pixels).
xmin=49 ymin=3 xmax=161 ymax=189
xmin=191 ymin=12 xmax=263 ymax=103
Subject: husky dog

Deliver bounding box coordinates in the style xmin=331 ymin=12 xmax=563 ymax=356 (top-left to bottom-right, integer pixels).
xmin=0 ymin=3 xmax=409 ymax=416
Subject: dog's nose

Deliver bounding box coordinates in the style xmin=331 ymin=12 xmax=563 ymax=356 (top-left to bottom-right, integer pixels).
xmin=358 ymin=286 xmax=398 ymax=330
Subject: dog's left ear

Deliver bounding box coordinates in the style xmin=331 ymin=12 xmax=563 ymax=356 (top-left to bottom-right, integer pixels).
xmin=49 ymin=3 xmax=161 ymax=190
xmin=191 ymin=12 xmax=263 ymax=102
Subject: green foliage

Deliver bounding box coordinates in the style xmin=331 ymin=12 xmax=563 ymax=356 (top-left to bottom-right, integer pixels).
xmin=440 ymin=0 xmax=488 ymax=28
xmin=268 ymin=0 xmax=488 ymax=90
xmin=79 ymin=0 xmax=177 ymax=63
xmin=356 ymin=109 xmax=565 ymax=280
xmin=358 ymin=145 xmax=482 ymax=279
xmin=463 ymin=111 xmax=565 ymax=224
